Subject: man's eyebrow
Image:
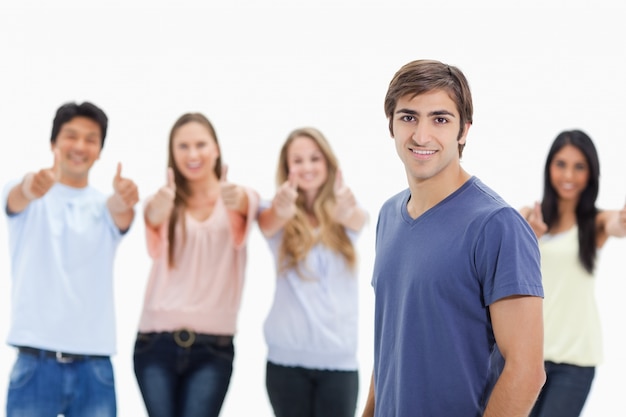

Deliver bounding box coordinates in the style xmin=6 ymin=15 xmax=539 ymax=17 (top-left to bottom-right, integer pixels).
xmin=430 ymin=110 xmax=456 ymax=118
xmin=395 ymin=108 xmax=457 ymax=118
xmin=395 ymin=108 xmax=418 ymax=115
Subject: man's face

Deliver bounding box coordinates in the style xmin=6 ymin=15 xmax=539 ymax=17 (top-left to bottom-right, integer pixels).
xmin=52 ymin=116 xmax=102 ymax=186
xmin=391 ymin=90 xmax=469 ymax=186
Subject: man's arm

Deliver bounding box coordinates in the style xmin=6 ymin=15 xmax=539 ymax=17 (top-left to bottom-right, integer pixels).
xmin=361 ymin=370 xmax=375 ymax=417
xmin=7 ymin=176 xmax=37 ymax=214
xmin=107 ymin=163 xmax=139 ymax=232
xmin=7 ymin=151 xmax=60 ymax=214
xmin=483 ymin=295 xmax=545 ymax=417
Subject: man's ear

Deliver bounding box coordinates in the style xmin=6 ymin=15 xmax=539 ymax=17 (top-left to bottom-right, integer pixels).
xmin=458 ymin=122 xmax=471 ymax=145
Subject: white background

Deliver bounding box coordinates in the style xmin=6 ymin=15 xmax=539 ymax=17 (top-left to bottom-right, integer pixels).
xmin=0 ymin=1 xmax=625 ymax=416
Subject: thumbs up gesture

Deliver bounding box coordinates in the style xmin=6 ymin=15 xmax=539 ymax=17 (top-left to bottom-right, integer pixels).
xmin=21 ymin=148 xmax=62 ymax=201
xmin=152 ymin=167 xmax=177 ymax=213
xmin=109 ymin=162 xmax=139 ymax=213
xmin=526 ymin=201 xmax=548 ymax=238
xmin=617 ymin=199 xmax=626 ymax=232
xmin=272 ymin=170 xmax=298 ymax=220
xmin=220 ymin=164 xmax=248 ymax=214
xmin=145 ymin=167 xmax=176 ymax=227
xmin=332 ymin=168 xmax=357 ymax=224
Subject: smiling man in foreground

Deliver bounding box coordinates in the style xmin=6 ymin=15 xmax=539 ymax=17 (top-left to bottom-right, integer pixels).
xmin=361 ymin=60 xmax=546 ymax=417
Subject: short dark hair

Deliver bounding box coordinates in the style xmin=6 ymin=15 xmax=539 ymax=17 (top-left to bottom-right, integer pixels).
xmin=50 ymin=102 xmax=108 ymax=148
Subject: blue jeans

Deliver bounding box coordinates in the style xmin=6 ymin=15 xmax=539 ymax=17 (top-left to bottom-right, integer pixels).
xmin=266 ymin=361 xmax=359 ymax=417
xmin=530 ymin=361 xmax=595 ymax=417
xmin=133 ymin=331 xmax=234 ymax=417
xmin=6 ymin=349 xmax=116 ymax=417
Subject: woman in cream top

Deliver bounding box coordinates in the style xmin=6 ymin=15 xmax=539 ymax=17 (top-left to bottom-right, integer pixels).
xmin=521 ymin=130 xmax=626 ymax=417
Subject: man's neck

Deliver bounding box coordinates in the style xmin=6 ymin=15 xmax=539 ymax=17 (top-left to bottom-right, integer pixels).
xmin=58 ymin=176 xmax=89 ymax=189
xmin=406 ymin=169 xmax=471 ymax=219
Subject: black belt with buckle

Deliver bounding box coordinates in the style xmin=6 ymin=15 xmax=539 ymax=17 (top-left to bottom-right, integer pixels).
xmin=17 ymin=346 xmax=109 ymax=363
xmin=171 ymin=329 xmax=233 ymax=348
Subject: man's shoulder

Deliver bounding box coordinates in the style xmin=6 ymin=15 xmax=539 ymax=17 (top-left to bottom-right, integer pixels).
xmin=381 ymin=188 xmax=409 ymax=210
xmin=462 ymin=177 xmax=511 ymax=211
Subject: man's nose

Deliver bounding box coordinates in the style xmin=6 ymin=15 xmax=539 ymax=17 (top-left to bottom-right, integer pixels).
xmin=412 ymin=124 xmax=429 ymax=144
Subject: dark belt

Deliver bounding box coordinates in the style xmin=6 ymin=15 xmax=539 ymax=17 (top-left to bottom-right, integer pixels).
xmin=140 ymin=329 xmax=233 ymax=348
xmin=17 ymin=346 xmax=109 ymax=364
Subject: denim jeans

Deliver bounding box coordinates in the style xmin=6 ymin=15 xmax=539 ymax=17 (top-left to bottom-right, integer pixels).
xmin=6 ymin=349 xmax=116 ymax=417
xmin=530 ymin=361 xmax=595 ymax=417
xmin=266 ymin=361 xmax=359 ymax=417
xmin=133 ymin=331 xmax=234 ymax=417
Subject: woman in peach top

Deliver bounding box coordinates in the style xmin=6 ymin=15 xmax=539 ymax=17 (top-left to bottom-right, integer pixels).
xmin=133 ymin=113 xmax=259 ymax=417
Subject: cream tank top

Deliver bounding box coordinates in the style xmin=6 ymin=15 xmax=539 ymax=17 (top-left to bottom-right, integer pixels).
xmin=540 ymin=226 xmax=603 ymax=366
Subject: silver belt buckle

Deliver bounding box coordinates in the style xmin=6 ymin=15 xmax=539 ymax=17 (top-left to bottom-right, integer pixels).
xmin=56 ymin=351 xmax=74 ymax=364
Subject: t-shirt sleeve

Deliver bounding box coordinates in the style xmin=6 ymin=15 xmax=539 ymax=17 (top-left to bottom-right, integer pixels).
xmin=3 ymin=179 xmax=23 ymax=217
xmin=476 ymin=207 xmax=544 ymax=305
xmin=102 ymin=198 xmax=129 ymax=240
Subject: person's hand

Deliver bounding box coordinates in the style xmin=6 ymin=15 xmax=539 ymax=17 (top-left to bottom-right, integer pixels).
xmin=109 ymin=162 xmax=139 ymax=213
xmin=332 ymin=168 xmax=357 ymax=224
xmin=21 ymin=148 xmax=61 ymax=201
xmin=151 ymin=167 xmax=176 ymax=215
xmin=527 ymin=201 xmax=548 ymax=238
xmin=618 ymin=199 xmax=626 ymax=231
xmin=220 ymin=164 xmax=247 ymax=212
xmin=272 ymin=170 xmax=298 ymax=220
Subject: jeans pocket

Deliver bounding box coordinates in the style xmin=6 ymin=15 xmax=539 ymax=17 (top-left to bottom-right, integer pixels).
xmin=89 ymin=358 xmax=115 ymax=387
xmin=8 ymin=354 xmax=38 ymax=390
xmin=204 ymin=342 xmax=235 ymax=363
xmin=133 ymin=333 xmax=158 ymax=355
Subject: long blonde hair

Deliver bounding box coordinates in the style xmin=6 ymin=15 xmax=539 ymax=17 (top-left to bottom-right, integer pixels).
xmin=167 ymin=113 xmax=222 ymax=267
xmin=276 ymin=127 xmax=356 ymax=277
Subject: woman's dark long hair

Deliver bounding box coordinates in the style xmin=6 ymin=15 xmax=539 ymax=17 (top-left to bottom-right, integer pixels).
xmin=541 ymin=130 xmax=600 ymax=274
